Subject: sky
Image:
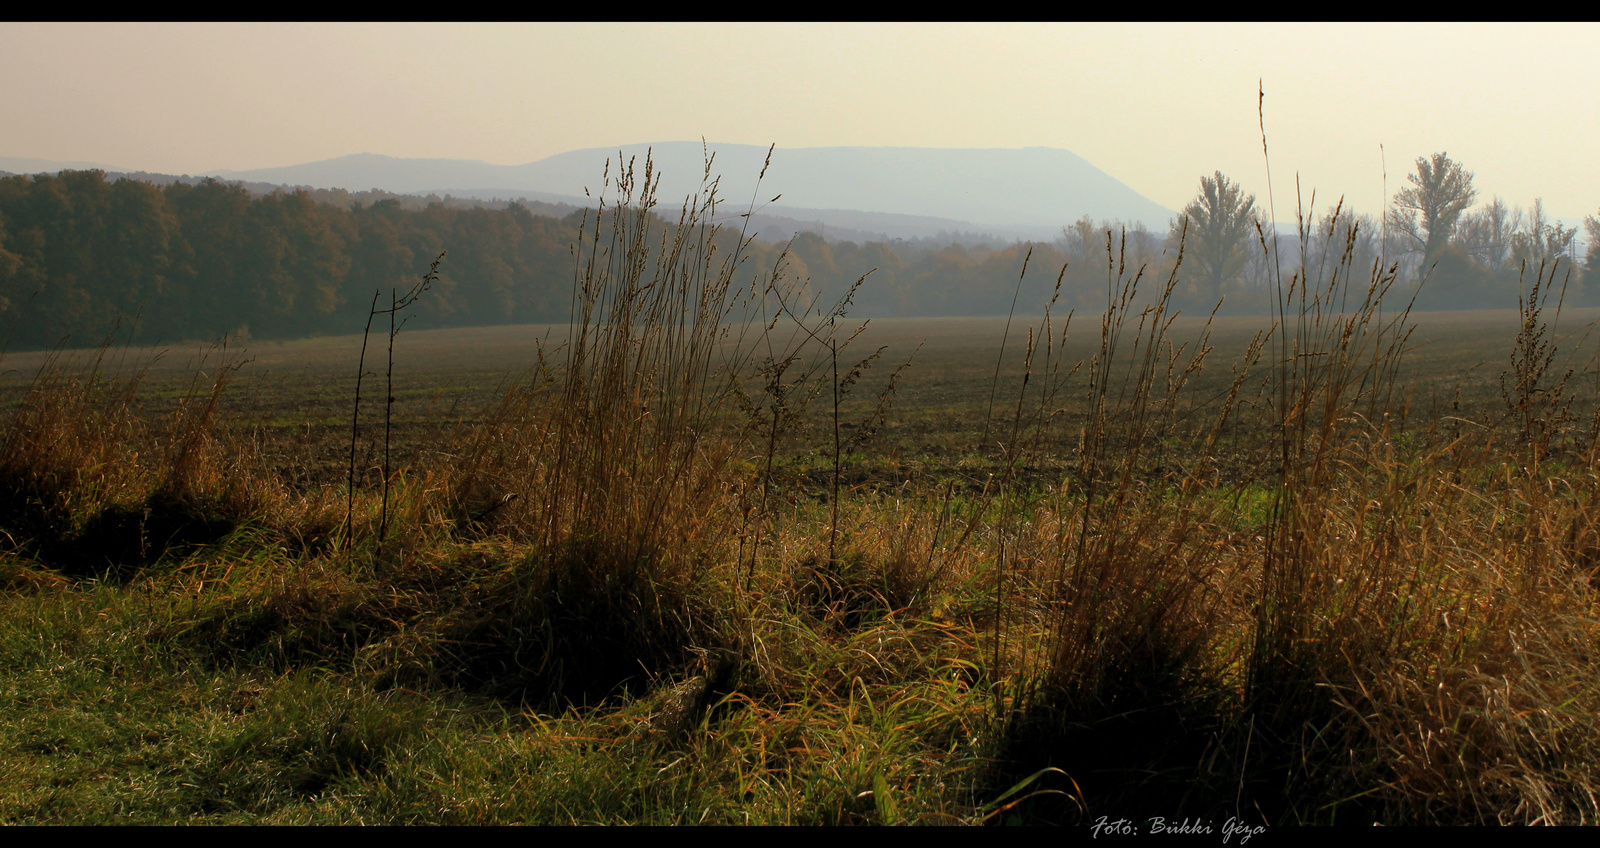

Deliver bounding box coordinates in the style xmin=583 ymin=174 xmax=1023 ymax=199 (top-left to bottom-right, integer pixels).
xmin=4 ymin=22 xmax=1598 ymax=221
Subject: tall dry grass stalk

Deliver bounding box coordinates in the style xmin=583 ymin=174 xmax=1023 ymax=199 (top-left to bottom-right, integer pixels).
xmin=0 ymin=342 xmax=150 ymax=547
xmin=441 ymin=147 xmax=879 ymax=574
xmin=450 ymin=153 xmax=746 ymax=569
xmin=0 ymin=336 xmax=273 ymax=575
xmin=1248 ymin=198 xmax=1417 ymax=699
xmin=986 ymin=124 xmax=1600 ymax=821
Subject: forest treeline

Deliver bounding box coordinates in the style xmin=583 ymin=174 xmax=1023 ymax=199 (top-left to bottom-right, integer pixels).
xmin=0 ymin=171 xmax=589 ymax=348
xmin=0 ymin=169 xmax=1134 ymax=348
xmin=0 ymin=167 xmax=1595 ymax=349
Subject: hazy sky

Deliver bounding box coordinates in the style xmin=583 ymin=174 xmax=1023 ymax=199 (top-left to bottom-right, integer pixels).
xmin=4 ymin=22 xmax=1598 ymax=219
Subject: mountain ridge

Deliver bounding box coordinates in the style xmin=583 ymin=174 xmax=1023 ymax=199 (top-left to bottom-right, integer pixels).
xmin=4 ymin=145 xmax=1182 ymax=243
xmin=203 ymin=143 xmax=1177 ymax=239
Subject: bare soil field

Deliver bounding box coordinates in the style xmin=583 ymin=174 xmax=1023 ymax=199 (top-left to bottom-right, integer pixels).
xmin=9 ymin=308 xmax=1590 ymax=491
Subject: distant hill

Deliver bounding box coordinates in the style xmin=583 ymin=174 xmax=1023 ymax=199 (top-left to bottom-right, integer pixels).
xmin=209 ymin=144 xmax=1178 ymax=239
xmin=432 ymin=186 xmax=1025 ymax=245
xmin=3 ymin=145 xmax=1182 ymax=243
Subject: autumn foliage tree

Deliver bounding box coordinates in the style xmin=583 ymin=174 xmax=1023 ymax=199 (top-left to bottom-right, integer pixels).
xmin=1388 ymin=152 xmax=1477 ymax=278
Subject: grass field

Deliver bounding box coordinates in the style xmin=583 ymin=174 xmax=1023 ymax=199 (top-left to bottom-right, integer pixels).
xmin=4 ymin=191 xmax=1600 ymax=825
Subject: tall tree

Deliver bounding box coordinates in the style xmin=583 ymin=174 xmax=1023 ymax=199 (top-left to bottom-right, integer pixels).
xmin=1061 ymin=214 xmax=1101 ymax=264
xmin=1388 ymin=152 xmax=1476 ymax=277
xmin=0 ymin=210 xmax=21 ymax=319
xmin=1579 ymin=209 xmax=1600 ymax=300
xmin=1311 ymin=205 xmax=1381 ymax=283
xmin=1509 ymin=198 xmax=1577 ymax=273
xmin=1175 ymin=171 xmax=1258 ymax=302
xmin=1456 ymin=196 xmax=1518 ymax=270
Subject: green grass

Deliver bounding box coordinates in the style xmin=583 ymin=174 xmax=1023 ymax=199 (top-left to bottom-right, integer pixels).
xmin=0 ymin=544 xmax=1002 ymax=824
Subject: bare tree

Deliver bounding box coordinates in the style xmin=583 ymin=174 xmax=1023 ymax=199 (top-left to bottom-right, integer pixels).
xmin=1060 ymin=216 xmax=1160 ymax=281
xmin=1456 ymin=196 xmax=1519 ymax=270
xmin=1586 ymin=211 xmax=1600 ymax=284
xmin=1120 ymin=220 xmax=1159 ymax=271
xmin=1387 ymin=152 xmax=1476 ymax=277
xmin=1174 ymin=171 xmax=1258 ymax=302
xmin=1311 ymin=205 xmax=1381 ymax=283
xmin=1575 ymin=211 xmax=1600 ymax=300
xmin=1060 ymin=214 xmax=1100 ymax=264
xmin=1510 ymin=198 xmax=1577 ymax=271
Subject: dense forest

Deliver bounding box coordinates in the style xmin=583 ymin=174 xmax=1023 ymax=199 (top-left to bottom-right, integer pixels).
xmin=0 ymin=171 xmax=587 ymax=347
xmin=0 ymin=167 xmax=1595 ymax=350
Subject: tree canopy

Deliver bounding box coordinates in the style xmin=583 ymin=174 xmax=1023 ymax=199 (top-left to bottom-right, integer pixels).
xmin=0 ymin=171 xmax=1152 ymax=349
xmin=1389 ymin=152 xmax=1477 ymax=276
xmin=1176 ymin=171 xmax=1258 ymax=303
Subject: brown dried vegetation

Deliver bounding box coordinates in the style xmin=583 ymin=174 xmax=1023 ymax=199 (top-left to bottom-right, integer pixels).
xmin=3 ymin=153 xmax=1600 ymax=824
